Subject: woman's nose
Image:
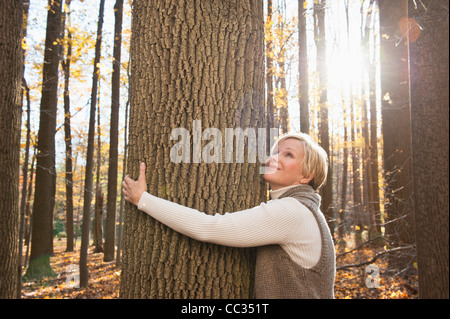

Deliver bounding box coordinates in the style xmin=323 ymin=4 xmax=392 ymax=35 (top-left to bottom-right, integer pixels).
xmin=267 ymin=153 xmax=278 ymax=165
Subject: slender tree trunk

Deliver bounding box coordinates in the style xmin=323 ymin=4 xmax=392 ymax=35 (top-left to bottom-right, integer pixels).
xmin=105 ymin=0 xmax=124 ymax=262
xmin=93 ymin=89 xmax=103 ymax=253
xmin=276 ymin=3 xmax=289 ymax=134
xmin=94 ymin=188 xmax=104 ymax=253
xmin=24 ymin=149 xmax=36 ymax=269
xmin=79 ymin=0 xmax=105 ymax=288
xmin=408 ymin=0 xmax=449 ymax=298
xmin=338 ymin=99 xmax=348 ymax=250
xmin=298 ymin=0 xmax=309 ymax=134
xmin=17 ymin=0 xmax=31 ymax=299
xmin=62 ymin=0 xmax=74 ymax=253
xmin=367 ymin=0 xmax=381 ymax=233
xmin=266 ymin=0 xmax=275 ymax=136
xmin=0 ymin=0 xmax=23 ymax=299
xmin=116 ymin=98 xmax=129 ymax=266
xmin=120 ymin=0 xmax=265 ymax=298
xmin=350 ymin=100 xmax=363 ymax=244
xmin=361 ymin=0 xmax=380 ymax=237
xmin=314 ymin=0 xmax=333 ymax=234
xmin=26 ymin=0 xmax=62 ymax=280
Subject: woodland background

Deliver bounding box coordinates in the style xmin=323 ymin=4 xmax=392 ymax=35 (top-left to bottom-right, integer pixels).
xmin=0 ymin=0 xmax=448 ymax=299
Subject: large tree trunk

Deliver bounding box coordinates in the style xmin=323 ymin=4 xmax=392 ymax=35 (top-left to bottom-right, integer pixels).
xmin=408 ymin=0 xmax=449 ymax=299
xmin=0 ymin=0 xmax=23 ymax=299
xmin=379 ymin=0 xmax=415 ymax=269
xmin=104 ymin=0 xmax=124 ymax=262
xmin=120 ymin=0 xmax=266 ymax=299
xmin=26 ymin=0 xmax=62 ymax=280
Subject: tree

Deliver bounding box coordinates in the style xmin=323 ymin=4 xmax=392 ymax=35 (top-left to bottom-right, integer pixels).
xmin=104 ymin=0 xmax=124 ymax=262
xmin=298 ymin=0 xmax=309 ymax=134
xmin=408 ymin=0 xmax=449 ymax=299
xmin=79 ymin=0 xmax=105 ymax=288
xmin=379 ymin=0 xmax=415 ymax=268
xmin=314 ymin=0 xmax=333 ymax=234
xmin=0 ymin=0 xmax=23 ymax=299
xmin=275 ymin=3 xmax=290 ymax=134
xmin=25 ymin=0 xmax=63 ymax=280
xmin=93 ymin=91 xmax=104 ymax=253
xmin=61 ymin=0 xmax=74 ymax=253
xmin=361 ymin=0 xmax=380 ymax=236
xmin=266 ymin=0 xmax=275 ymax=135
xmin=120 ymin=0 xmax=266 ymax=298
xmin=18 ymin=0 xmax=31 ymax=298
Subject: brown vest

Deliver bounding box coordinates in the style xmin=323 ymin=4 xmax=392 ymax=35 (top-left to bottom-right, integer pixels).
xmin=254 ymin=185 xmax=336 ymax=299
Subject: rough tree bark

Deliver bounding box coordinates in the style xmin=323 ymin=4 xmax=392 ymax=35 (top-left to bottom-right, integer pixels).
xmin=408 ymin=0 xmax=449 ymax=299
xmin=379 ymin=0 xmax=415 ymax=268
xmin=26 ymin=0 xmax=62 ymax=280
xmin=0 ymin=0 xmax=23 ymax=299
xmin=120 ymin=0 xmax=266 ymax=298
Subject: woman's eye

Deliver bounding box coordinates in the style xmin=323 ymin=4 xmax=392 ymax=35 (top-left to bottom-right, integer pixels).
xmin=286 ymin=152 xmax=293 ymax=158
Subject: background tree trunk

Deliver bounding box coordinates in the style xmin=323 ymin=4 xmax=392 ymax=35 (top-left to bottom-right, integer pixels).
xmin=62 ymin=0 xmax=74 ymax=253
xmin=105 ymin=0 xmax=124 ymax=262
xmin=314 ymin=0 xmax=333 ymax=235
xmin=266 ymin=0 xmax=275 ymax=136
xmin=298 ymin=0 xmax=309 ymax=134
xmin=26 ymin=0 xmax=62 ymax=280
xmin=79 ymin=0 xmax=105 ymax=288
xmin=120 ymin=0 xmax=266 ymax=298
xmin=18 ymin=0 xmax=31 ymax=298
xmin=379 ymin=0 xmax=415 ymax=269
xmin=93 ymin=86 xmax=103 ymax=253
xmin=0 ymin=0 xmax=23 ymax=299
xmin=408 ymin=0 xmax=449 ymax=299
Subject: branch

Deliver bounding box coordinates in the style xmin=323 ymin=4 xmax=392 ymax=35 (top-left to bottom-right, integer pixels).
xmin=336 ymin=245 xmax=415 ymax=271
xmin=336 ymin=236 xmax=387 ymax=259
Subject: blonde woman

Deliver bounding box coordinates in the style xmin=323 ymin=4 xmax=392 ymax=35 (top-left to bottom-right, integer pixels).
xmin=122 ymin=132 xmax=336 ymax=298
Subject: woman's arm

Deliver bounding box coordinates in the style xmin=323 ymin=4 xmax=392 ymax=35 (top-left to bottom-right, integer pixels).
xmin=122 ymin=163 xmax=303 ymax=248
xmin=136 ymin=191 xmax=303 ymax=248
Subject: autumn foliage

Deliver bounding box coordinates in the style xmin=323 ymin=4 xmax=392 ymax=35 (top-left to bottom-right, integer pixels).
xmin=20 ymin=239 xmax=417 ymax=299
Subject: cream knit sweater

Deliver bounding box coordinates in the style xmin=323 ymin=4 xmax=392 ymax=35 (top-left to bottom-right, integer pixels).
xmin=137 ymin=184 xmax=322 ymax=269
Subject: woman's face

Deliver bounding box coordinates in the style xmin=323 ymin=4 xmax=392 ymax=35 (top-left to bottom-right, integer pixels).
xmin=263 ymin=138 xmax=311 ymax=190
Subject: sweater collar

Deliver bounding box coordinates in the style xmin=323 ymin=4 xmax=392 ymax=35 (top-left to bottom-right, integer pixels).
xmin=270 ymin=184 xmax=321 ymax=208
xmin=269 ymin=184 xmax=305 ymax=199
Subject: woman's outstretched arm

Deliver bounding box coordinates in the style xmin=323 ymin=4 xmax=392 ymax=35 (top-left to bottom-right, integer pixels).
xmin=122 ymin=163 xmax=303 ymax=248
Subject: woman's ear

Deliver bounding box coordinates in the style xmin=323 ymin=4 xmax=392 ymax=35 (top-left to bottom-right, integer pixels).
xmin=300 ymin=175 xmax=313 ymax=184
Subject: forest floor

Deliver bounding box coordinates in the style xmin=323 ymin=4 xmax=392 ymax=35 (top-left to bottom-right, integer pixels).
xmin=21 ymin=238 xmax=418 ymax=299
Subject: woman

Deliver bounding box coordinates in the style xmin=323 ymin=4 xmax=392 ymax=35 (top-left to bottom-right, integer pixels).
xmin=122 ymin=132 xmax=336 ymax=298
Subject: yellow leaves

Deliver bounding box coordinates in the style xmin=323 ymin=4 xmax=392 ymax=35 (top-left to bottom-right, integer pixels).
xmin=335 ymin=247 xmax=418 ymax=299
xmin=22 ymin=241 xmax=121 ymax=299
xmin=63 ymin=3 xmax=70 ymax=14
xmin=22 ymin=38 xmax=29 ymax=51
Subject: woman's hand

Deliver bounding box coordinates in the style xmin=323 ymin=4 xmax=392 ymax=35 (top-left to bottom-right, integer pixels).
xmin=122 ymin=162 xmax=148 ymax=206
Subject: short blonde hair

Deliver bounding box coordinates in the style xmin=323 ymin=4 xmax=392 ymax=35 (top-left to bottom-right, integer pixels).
xmin=271 ymin=132 xmax=329 ymax=190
